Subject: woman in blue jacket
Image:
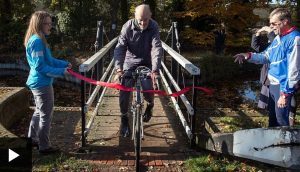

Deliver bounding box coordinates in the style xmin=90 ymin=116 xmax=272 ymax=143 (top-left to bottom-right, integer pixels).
xmin=24 ymin=11 xmax=71 ymax=154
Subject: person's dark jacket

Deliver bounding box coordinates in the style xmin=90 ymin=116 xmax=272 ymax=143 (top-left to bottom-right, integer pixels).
xmin=114 ymin=19 xmax=162 ymax=73
xmin=251 ymin=31 xmax=275 ymax=52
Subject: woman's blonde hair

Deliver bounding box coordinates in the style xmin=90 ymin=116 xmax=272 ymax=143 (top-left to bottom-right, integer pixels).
xmin=24 ymin=11 xmax=51 ymax=47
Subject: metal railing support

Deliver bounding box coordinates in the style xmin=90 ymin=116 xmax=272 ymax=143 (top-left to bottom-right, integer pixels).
xmin=95 ymin=21 xmax=104 ymax=53
xmin=79 ymin=32 xmax=118 ymax=147
xmin=95 ymin=21 xmax=104 ymax=79
xmin=81 ymin=72 xmax=86 ymax=147
xmin=171 ymin=22 xmax=177 ymax=80
xmin=190 ymin=75 xmax=197 ymax=148
xmin=110 ymin=22 xmax=116 ymax=40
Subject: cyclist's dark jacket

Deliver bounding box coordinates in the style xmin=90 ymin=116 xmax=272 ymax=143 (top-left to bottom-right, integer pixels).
xmin=114 ymin=18 xmax=162 ymax=73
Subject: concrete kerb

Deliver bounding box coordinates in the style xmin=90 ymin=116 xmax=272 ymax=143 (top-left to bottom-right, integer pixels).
xmin=0 ymin=87 xmax=30 ymax=136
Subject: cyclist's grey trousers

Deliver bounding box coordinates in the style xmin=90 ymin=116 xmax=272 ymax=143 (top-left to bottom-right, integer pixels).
xmin=120 ymin=70 xmax=154 ymax=116
xmin=28 ymin=86 xmax=54 ymax=150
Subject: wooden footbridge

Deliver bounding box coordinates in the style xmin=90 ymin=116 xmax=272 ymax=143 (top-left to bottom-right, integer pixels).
xmin=73 ymin=22 xmax=201 ymax=171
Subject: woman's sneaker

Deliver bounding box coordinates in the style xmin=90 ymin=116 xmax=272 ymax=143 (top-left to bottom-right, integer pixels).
xmin=26 ymin=139 xmax=39 ymax=150
xmin=39 ymin=147 xmax=59 ymax=155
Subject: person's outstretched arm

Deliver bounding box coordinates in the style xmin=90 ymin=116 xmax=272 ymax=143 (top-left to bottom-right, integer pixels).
xmin=30 ymin=38 xmax=66 ymax=77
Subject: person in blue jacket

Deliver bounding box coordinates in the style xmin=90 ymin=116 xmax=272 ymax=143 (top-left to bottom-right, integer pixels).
xmin=234 ymin=8 xmax=300 ymax=127
xmin=24 ymin=11 xmax=72 ymax=154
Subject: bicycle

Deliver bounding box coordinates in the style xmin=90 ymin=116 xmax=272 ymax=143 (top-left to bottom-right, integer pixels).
xmin=130 ymin=66 xmax=157 ymax=172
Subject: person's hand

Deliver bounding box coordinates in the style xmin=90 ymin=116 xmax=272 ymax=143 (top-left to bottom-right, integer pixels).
xmin=64 ymin=68 xmax=69 ymax=75
xmin=113 ymin=70 xmax=123 ymax=84
xmin=67 ymin=63 xmax=72 ymax=69
xmin=261 ymin=26 xmax=272 ymax=33
xmin=233 ymin=53 xmax=249 ymax=64
xmin=278 ymin=94 xmax=288 ymax=108
xmin=151 ymin=72 xmax=159 ymax=90
xmin=289 ymin=114 xmax=295 ymax=126
xmin=256 ymin=26 xmax=272 ymax=36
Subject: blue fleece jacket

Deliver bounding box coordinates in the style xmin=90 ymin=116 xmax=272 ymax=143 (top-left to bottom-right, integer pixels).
xmin=248 ymin=27 xmax=300 ymax=94
xmin=26 ymin=34 xmax=68 ymax=89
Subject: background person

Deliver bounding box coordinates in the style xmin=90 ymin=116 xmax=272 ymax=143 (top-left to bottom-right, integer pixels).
xmin=251 ymin=26 xmax=275 ymax=109
xmin=113 ymin=4 xmax=162 ymax=137
xmin=24 ymin=11 xmax=72 ymax=154
xmin=214 ymin=22 xmax=226 ymax=55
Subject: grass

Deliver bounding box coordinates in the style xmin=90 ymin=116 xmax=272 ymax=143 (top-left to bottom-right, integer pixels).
xmin=218 ymin=116 xmax=268 ymax=133
xmin=217 ymin=114 xmax=300 ymax=133
xmin=32 ymin=153 xmax=101 ymax=171
xmin=185 ymin=154 xmax=262 ymax=172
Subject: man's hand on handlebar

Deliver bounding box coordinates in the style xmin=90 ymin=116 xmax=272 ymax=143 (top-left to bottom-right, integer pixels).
xmin=114 ymin=69 xmax=123 ymax=84
xmin=151 ymin=72 xmax=159 ymax=90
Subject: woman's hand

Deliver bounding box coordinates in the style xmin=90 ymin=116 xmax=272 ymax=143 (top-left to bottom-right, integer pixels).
xmin=67 ymin=63 xmax=72 ymax=69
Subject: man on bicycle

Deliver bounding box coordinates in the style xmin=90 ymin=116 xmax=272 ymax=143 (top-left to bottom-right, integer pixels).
xmin=113 ymin=3 xmax=162 ymax=137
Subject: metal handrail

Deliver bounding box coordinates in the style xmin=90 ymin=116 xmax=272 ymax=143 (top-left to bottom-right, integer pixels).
xmin=159 ymin=69 xmax=193 ymax=139
xmin=161 ymin=42 xmax=200 ymax=75
xmin=85 ymin=59 xmax=115 ymax=109
xmin=161 ymin=62 xmax=194 ymax=116
xmin=79 ymin=37 xmax=118 ymax=72
xmin=85 ymin=67 xmax=115 ymax=136
xmin=79 ymin=21 xmax=117 ymax=146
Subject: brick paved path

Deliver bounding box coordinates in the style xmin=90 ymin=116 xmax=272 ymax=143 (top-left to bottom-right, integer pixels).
xmin=82 ymin=88 xmax=194 ymax=171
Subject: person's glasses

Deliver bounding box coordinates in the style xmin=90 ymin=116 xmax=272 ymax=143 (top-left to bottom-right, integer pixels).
xmin=43 ymin=22 xmax=52 ymax=26
xmin=269 ymin=21 xmax=281 ymax=26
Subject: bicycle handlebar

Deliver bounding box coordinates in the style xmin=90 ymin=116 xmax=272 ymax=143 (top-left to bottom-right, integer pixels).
xmin=133 ymin=66 xmax=160 ymax=90
xmin=133 ymin=66 xmax=152 ymax=78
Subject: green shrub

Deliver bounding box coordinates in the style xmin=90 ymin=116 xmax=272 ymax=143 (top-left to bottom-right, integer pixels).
xmin=188 ymin=53 xmax=260 ymax=85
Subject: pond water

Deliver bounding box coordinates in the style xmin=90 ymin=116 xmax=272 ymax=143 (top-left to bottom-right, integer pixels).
xmin=239 ymin=81 xmax=260 ymax=103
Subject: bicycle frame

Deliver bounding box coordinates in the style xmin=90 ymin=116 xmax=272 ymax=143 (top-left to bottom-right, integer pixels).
xmin=131 ymin=72 xmax=144 ymax=141
xmin=130 ymin=66 xmax=151 ymax=172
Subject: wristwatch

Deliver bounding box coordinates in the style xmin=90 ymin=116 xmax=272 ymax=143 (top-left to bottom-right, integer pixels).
xmin=280 ymin=92 xmax=290 ymax=99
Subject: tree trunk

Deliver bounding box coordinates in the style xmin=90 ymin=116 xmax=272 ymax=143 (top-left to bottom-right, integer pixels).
xmin=1 ymin=0 xmax=12 ymax=24
xmin=110 ymin=0 xmax=120 ymax=38
xmin=121 ymin=0 xmax=128 ymax=24
xmin=144 ymin=0 xmax=156 ymax=20
xmin=297 ymin=0 xmax=300 ymax=28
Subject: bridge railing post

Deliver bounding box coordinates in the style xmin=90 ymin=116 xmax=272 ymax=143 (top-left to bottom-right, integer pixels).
xmin=171 ymin=22 xmax=177 ymax=81
xmin=81 ymin=72 xmax=86 ymax=147
xmin=191 ymin=74 xmax=201 ymax=148
xmin=111 ymin=22 xmax=116 ymax=40
xmin=95 ymin=21 xmax=104 ymax=102
xmin=95 ymin=21 xmax=104 ymax=81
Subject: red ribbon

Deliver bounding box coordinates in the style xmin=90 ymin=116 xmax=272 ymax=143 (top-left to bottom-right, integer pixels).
xmin=68 ymin=69 xmax=213 ymax=97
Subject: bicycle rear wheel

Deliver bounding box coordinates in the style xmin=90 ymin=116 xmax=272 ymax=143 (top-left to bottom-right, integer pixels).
xmin=134 ymin=105 xmax=141 ymax=171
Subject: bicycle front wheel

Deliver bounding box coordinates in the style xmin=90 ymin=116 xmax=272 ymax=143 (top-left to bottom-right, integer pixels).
xmin=134 ymin=105 xmax=141 ymax=171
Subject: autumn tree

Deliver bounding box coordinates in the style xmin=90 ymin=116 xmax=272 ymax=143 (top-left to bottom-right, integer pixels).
xmin=174 ymin=0 xmax=269 ymax=52
xmin=121 ymin=0 xmax=129 ymax=24
xmin=0 ymin=0 xmax=34 ymax=53
xmin=294 ymin=0 xmax=300 ymax=27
